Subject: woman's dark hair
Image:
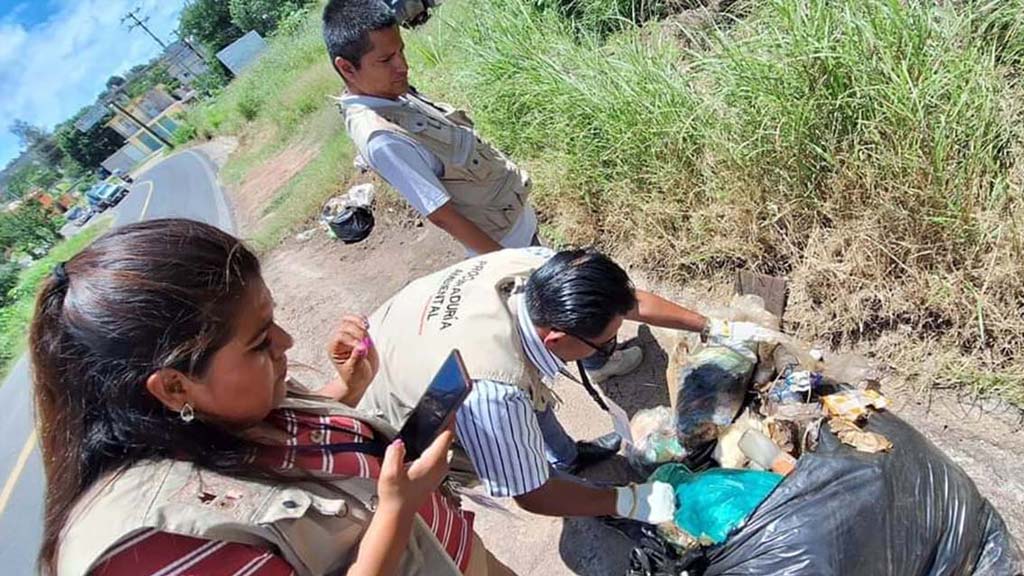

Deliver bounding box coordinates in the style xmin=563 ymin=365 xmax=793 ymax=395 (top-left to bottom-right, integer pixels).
xmin=323 ymin=0 xmax=397 ymax=70
xmin=525 ymin=248 xmax=638 ymax=339
xmin=31 ymin=219 xmax=263 ymax=573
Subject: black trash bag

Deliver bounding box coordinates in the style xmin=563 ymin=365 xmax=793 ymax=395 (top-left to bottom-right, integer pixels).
xmin=328 ymin=206 xmax=375 ymax=244
xmin=672 ymin=412 xmax=1023 ymax=576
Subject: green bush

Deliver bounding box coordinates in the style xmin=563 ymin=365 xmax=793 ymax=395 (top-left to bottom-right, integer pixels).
xmin=0 ymin=218 xmax=112 ymax=380
xmin=193 ymin=66 xmax=231 ymax=98
xmin=170 ymin=113 xmax=201 ymax=147
xmin=0 ymin=262 xmax=20 ymax=307
xmin=236 ymin=90 xmax=263 ymax=121
xmin=229 ymin=0 xmax=315 ymax=37
xmin=276 ymin=5 xmax=313 ymax=37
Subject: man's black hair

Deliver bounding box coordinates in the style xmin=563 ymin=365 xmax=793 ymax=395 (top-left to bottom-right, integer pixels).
xmin=525 ymin=248 xmax=638 ymax=339
xmin=322 ymin=0 xmax=397 ymax=70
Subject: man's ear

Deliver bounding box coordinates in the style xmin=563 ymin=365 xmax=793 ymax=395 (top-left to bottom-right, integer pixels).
xmin=541 ymin=329 xmax=568 ymax=351
xmin=334 ymin=56 xmax=358 ymax=81
xmin=145 ymin=369 xmax=193 ymax=412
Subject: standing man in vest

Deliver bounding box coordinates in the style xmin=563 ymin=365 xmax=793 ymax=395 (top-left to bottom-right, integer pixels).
xmin=322 ymin=0 xmax=645 ymax=383
xmin=333 ymin=247 xmax=759 ymax=522
xmin=324 ymin=0 xmax=537 ymax=256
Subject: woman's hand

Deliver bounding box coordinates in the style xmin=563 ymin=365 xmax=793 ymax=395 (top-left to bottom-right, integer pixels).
xmin=345 ymin=430 xmax=456 ymax=576
xmin=377 ymin=430 xmax=455 ymax=516
xmin=326 ymin=315 xmax=379 ymax=405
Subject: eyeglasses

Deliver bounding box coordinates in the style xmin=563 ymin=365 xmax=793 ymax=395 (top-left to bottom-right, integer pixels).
xmin=561 ymin=330 xmax=617 ymax=357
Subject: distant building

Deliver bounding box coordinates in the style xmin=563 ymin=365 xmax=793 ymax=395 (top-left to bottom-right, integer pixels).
xmin=162 ymin=40 xmax=209 ymax=86
xmin=102 ymin=86 xmax=186 ymax=174
xmin=217 ymin=31 xmax=269 ymax=76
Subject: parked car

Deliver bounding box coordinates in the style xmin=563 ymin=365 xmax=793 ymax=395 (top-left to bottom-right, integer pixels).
xmin=112 ymin=168 xmax=134 ymax=184
xmin=85 ymin=182 xmax=129 ymax=210
xmin=74 ymin=207 xmax=96 ymax=226
xmin=65 ymin=206 xmax=85 ymax=221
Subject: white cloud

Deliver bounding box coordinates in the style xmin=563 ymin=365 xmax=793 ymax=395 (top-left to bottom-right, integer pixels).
xmin=0 ymin=0 xmax=187 ymax=165
xmin=0 ymin=22 xmax=28 ymax=64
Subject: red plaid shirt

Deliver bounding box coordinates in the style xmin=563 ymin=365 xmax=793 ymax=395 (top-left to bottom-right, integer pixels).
xmin=91 ymin=409 xmax=475 ymax=575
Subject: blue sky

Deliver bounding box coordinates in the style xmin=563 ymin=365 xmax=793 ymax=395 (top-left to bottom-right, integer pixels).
xmin=0 ymin=0 xmax=187 ymax=167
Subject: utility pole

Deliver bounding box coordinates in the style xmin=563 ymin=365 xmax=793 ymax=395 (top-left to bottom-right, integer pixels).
xmin=122 ymin=7 xmax=198 ymax=78
xmin=122 ymin=8 xmax=167 ymax=51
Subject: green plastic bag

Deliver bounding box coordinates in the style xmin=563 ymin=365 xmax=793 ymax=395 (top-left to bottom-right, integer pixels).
xmin=651 ymin=464 xmax=783 ymax=544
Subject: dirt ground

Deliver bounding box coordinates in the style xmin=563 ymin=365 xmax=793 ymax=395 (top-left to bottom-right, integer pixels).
xmin=208 ymin=139 xmax=1023 ymax=574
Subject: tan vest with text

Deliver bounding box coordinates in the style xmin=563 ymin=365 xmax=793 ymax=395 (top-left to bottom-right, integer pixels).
xmin=341 ymin=92 xmax=531 ymax=241
xmin=56 ymin=395 xmax=461 ymax=576
xmin=358 ymin=250 xmax=554 ymax=434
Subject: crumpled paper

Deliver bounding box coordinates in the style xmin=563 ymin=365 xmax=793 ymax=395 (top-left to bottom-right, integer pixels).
xmin=821 ymin=389 xmax=889 ymax=422
xmin=828 ymin=417 xmax=893 ymax=453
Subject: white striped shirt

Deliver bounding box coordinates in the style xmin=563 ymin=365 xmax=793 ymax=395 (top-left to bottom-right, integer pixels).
xmin=453 ymin=248 xmax=563 ymax=498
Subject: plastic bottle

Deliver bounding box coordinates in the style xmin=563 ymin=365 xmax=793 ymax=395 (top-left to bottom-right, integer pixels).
xmin=738 ymin=429 xmax=796 ymax=476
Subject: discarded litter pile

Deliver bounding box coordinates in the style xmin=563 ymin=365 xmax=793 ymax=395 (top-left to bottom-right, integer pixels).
xmin=320 ymin=183 xmax=376 ymax=244
xmin=625 ymin=296 xmax=1024 ymax=576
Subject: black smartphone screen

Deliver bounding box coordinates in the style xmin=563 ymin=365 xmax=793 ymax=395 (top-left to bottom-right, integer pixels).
xmin=397 ymin=350 xmax=472 ymax=460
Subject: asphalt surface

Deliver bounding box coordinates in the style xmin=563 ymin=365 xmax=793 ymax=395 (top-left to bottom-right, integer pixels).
xmin=0 ymin=149 xmax=233 ymax=575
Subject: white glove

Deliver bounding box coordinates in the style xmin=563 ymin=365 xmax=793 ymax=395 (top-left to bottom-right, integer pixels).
xmin=614 ymin=481 xmax=676 ymax=524
xmin=706 ymin=319 xmax=779 ymax=345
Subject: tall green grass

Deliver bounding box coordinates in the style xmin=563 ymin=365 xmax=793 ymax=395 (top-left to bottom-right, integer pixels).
xmin=408 ymin=0 xmax=1024 ymax=403
xmin=185 ymin=9 xmax=338 ymax=141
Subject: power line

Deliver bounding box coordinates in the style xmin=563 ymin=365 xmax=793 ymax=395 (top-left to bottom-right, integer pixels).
xmin=122 ymin=7 xmax=199 ymax=79
xmin=121 ymin=8 xmax=168 ymax=51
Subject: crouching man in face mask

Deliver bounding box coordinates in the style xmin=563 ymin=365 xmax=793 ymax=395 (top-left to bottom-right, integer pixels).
xmin=328 ymin=247 xmax=756 ymax=523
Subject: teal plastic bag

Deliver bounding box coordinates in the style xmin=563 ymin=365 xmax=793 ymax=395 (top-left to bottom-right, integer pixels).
xmin=650 ymin=464 xmax=783 ymax=544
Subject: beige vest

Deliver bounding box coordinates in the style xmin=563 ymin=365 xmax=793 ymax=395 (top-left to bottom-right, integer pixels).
xmin=57 ymin=395 xmax=461 ymax=576
xmin=358 ymin=250 xmax=555 ymax=434
xmin=341 ymin=92 xmax=531 ymax=241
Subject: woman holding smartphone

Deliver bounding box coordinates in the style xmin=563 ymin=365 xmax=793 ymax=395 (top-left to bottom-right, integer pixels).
xmin=31 ymin=219 xmax=512 ymax=576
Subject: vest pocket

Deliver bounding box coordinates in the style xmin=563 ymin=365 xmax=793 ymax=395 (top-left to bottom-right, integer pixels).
xmin=258 ymin=489 xmax=367 ymax=576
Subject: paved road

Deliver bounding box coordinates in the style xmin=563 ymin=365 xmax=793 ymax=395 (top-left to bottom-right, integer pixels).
xmin=0 ymin=149 xmax=232 ymax=575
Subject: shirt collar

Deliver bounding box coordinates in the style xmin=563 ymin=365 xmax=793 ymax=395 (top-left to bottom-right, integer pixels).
xmin=339 ymin=91 xmax=421 ymax=110
xmin=516 ymin=289 xmax=564 ymax=381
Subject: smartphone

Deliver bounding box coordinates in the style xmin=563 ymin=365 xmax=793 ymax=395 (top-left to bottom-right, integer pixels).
xmin=397 ymin=349 xmax=473 ymax=461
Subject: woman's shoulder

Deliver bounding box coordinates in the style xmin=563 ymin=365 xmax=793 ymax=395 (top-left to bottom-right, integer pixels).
xmin=89 ymin=530 xmax=296 ymax=576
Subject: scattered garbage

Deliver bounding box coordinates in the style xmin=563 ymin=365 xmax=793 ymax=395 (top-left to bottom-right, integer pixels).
xmin=295 ymin=228 xmax=318 ymax=242
xmin=712 ymin=410 xmax=765 ymax=469
xmin=627 ymin=407 xmax=686 ymax=470
xmin=327 ymin=206 xmax=375 ymax=244
xmin=352 ymin=153 xmax=371 ymax=174
xmin=738 ymin=429 xmax=796 ymax=475
xmin=827 ymin=417 xmax=893 ymax=453
xmin=623 ymin=293 xmax=1023 ymax=575
xmin=767 ymin=370 xmax=822 ymax=403
xmin=321 ymin=183 xmax=377 ymax=244
xmin=821 ymin=388 xmax=889 ymax=422
xmin=820 ymin=352 xmax=883 ymax=389
xmin=673 ymin=344 xmax=755 ymax=452
xmin=650 ymin=464 xmax=783 ymax=546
